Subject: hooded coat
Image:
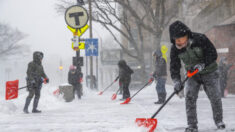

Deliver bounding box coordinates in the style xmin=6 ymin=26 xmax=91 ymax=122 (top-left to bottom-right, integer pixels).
xmin=27 ymin=51 xmax=47 ymax=87
xmin=153 ymin=50 xmax=167 ymax=78
xmin=169 ymin=21 xmax=218 ymax=82
xmin=68 ymin=69 xmax=83 ymax=86
xmin=118 ymin=60 xmax=133 ymax=84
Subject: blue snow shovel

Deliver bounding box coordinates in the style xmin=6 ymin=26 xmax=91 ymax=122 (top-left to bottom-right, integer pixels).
xmin=135 ymin=69 xmax=199 ymax=132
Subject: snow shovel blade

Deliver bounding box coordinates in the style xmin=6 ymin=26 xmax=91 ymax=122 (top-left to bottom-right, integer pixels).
xmin=53 ymin=89 xmax=60 ymax=96
xmin=135 ymin=118 xmax=158 ymax=132
xmin=120 ymin=97 xmax=131 ymax=104
xmin=6 ymin=80 xmax=19 ymax=100
xmin=98 ymin=91 xmax=103 ymax=95
xmin=111 ymin=93 xmax=117 ymax=100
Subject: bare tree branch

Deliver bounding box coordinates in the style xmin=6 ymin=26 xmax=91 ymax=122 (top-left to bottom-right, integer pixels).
xmin=0 ymin=23 xmax=29 ymax=58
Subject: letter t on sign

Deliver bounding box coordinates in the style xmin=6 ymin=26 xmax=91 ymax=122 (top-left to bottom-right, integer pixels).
xmin=69 ymin=12 xmax=84 ymax=26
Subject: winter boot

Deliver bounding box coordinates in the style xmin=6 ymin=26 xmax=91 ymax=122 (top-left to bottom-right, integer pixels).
xmin=185 ymin=125 xmax=198 ymax=132
xmin=32 ymin=98 xmax=41 ymax=113
xmin=32 ymin=109 xmax=41 ymax=113
xmin=23 ymin=97 xmax=31 ymax=114
xmin=154 ymin=93 xmax=166 ymax=104
xmin=216 ymin=122 xmax=225 ymax=129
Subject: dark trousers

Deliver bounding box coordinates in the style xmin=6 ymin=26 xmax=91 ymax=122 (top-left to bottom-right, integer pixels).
xmin=24 ymin=85 xmax=42 ymax=110
xmin=73 ymin=84 xmax=82 ymax=99
xmin=120 ymin=81 xmax=130 ymax=99
xmin=185 ymin=70 xmax=223 ymax=126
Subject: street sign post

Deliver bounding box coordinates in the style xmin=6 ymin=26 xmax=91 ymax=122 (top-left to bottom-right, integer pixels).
xmin=65 ymin=4 xmax=90 ymax=96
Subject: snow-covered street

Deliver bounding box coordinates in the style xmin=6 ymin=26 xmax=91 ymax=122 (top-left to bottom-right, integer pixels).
xmin=0 ymin=84 xmax=234 ymax=132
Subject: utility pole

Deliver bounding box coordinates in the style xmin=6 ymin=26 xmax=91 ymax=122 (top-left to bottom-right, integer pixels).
xmin=88 ymin=0 xmax=94 ymax=89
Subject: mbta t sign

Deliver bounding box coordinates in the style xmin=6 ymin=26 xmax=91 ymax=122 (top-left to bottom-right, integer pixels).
xmin=65 ymin=5 xmax=88 ymax=29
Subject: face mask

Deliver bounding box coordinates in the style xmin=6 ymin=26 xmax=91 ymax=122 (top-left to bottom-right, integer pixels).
xmin=175 ymin=39 xmax=192 ymax=50
xmin=176 ymin=42 xmax=187 ymax=49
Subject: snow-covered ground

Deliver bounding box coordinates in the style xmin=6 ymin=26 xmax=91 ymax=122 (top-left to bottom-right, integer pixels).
xmin=0 ymin=83 xmax=234 ymax=132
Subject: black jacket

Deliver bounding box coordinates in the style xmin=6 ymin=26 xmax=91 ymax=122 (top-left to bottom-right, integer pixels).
xmin=169 ymin=21 xmax=217 ymax=81
xmin=118 ymin=60 xmax=134 ymax=84
xmin=153 ymin=50 xmax=167 ymax=77
xmin=27 ymin=51 xmax=47 ymax=87
xmin=68 ymin=69 xmax=82 ymax=86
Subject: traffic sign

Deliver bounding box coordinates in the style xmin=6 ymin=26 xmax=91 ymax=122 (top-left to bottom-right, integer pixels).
xmin=67 ymin=24 xmax=89 ymax=37
xmin=72 ymin=42 xmax=85 ymax=50
xmin=65 ymin=5 xmax=88 ymax=29
xmin=85 ymin=39 xmax=98 ymax=56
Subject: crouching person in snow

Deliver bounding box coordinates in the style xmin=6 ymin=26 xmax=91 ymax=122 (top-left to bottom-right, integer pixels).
xmin=169 ymin=21 xmax=225 ymax=132
xmin=68 ymin=65 xmax=83 ymax=99
xmin=152 ymin=49 xmax=167 ymax=104
xmin=118 ymin=60 xmax=133 ymax=100
xmin=24 ymin=51 xmax=49 ymax=114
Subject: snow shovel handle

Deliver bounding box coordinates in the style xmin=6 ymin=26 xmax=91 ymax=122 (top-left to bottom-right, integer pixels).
xmin=150 ymin=69 xmax=198 ymax=119
xmin=18 ymin=86 xmax=28 ymax=90
xmin=130 ymin=78 xmax=153 ymax=99
xmin=102 ymin=76 xmax=119 ymax=93
xmin=151 ymin=77 xmax=189 ymax=119
xmin=115 ymin=87 xmax=121 ymax=94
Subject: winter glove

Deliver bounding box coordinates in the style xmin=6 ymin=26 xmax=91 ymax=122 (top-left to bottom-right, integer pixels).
xmin=151 ymin=72 xmax=158 ymax=80
xmin=148 ymin=77 xmax=154 ymax=86
xmin=44 ymin=78 xmax=49 ymax=84
xmin=78 ymin=78 xmax=83 ymax=83
xmin=174 ymin=81 xmax=183 ymax=93
xmin=193 ymin=63 xmax=205 ymax=72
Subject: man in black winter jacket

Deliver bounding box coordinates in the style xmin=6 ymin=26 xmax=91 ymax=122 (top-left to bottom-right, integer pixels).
xmin=169 ymin=21 xmax=225 ymax=132
xmin=152 ymin=49 xmax=167 ymax=104
xmin=24 ymin=51 xmax=49 ymax=114
xmin=118 ymin=60 xmax=134 ymax=100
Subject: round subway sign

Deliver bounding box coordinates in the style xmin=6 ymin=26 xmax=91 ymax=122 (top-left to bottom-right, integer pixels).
xmin=65 ymin=5 xmax=89 ymax=29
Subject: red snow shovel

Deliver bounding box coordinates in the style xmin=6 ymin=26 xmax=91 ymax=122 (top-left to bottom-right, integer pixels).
xmin=53 ymin=89 xmax=60 ymax=96
xmin=121 ymin=78 xmax=154 ymax=104
xmin=5 ymin=80 xmax=27 ymax=100
xmin=135 ymin=69 xmax=199 ymax=132
xmin=98 ymin=76 xmax=119 ymax=95
xmin=111 ymin=88 xmax=121 ymax=100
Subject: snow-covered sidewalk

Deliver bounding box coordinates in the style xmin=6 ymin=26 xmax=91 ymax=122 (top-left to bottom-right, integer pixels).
xmin=0 ymin=84 xmax=234 ymax=132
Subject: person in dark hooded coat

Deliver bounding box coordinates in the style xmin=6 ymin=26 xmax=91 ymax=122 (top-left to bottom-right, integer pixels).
xmin=118 ymin=60 xmax=133 ymax=100
xmin=152 ymin=49 xmax=167 ymax=104
xmin=169 ymin=21 xmax=225 ymax=132
xmin=24 ymin=51 xmax=49 ymax=114
xmin=68 ymin=65 xmax=83 ymax=99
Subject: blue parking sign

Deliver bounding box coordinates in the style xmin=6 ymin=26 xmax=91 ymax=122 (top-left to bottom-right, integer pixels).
xmin=85 ymin=39 xmax=98 ymax=56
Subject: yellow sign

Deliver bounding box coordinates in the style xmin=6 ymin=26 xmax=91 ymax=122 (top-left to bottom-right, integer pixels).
xmin=67 ymin=24 xmax=89 ymax=37
xmin=161 ymin=45 xmax=168 ymax=62
xmin=72 ymin=42 xmax=85 ymax=51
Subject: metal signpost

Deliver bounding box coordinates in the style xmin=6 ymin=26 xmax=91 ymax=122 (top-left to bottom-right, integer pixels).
xmin=65 ymin=3 xmax=88 ymax=90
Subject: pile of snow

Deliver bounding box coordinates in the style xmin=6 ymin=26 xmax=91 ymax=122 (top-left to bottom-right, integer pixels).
xmin=0 ymin=101 xmax=17 ymax=114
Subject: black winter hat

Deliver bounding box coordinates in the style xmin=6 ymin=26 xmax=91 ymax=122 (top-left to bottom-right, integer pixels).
xmin=169 ymin=20 xmax=192 ymax=44
xmin=118 ymin=60 xmax=127 ymax=68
